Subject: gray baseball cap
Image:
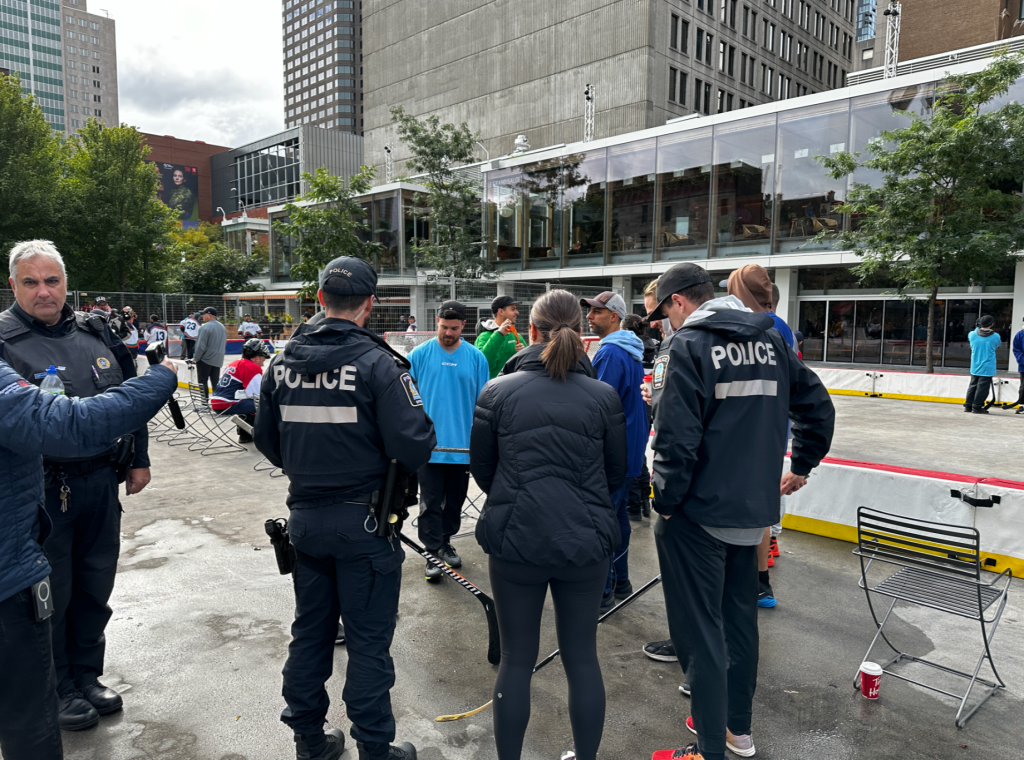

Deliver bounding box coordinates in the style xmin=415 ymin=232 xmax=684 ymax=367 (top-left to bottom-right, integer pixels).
xmin=580 ymin=291 xmax=627 ymax=320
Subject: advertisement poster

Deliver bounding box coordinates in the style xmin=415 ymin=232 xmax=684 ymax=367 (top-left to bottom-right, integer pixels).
xmin=155 ymin=163 xmax=200 ymax=228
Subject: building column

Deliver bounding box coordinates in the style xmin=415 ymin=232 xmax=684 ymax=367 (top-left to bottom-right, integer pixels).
xmin=774 ymin=267 xmax=799 ymax=329
xmin=1011 ymin=259 xmax=1024 ymax=372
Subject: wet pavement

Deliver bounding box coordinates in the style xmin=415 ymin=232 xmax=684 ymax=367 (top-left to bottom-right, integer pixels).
xmin=56 ymin=390 xmax=1024 ymax=760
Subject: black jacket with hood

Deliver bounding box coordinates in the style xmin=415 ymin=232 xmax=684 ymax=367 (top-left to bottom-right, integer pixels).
xmin=254 ymin=317 xmax=436 ymax=508
xmin=471 ymin=343 xmax=627 ymax=567
xmin=651 ymin=296 xmax=834 ymax=528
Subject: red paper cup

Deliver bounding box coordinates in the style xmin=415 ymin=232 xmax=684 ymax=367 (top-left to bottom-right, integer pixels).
xmin=860 ymin=661 xmax=882 ymax=699
xmin=643 ymin=374 xmax=654 ymax=396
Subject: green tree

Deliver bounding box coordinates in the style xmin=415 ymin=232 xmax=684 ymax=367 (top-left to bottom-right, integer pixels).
xmin=60 ymin=120 xmax=178 ymax=291
xmin=0 ymin=73 xmax=62 ymax=268
xmin=168 ymin=222 xmax=263 ymax=294
xmin=819 ymin=54 xmax=1024 ymax=373
xmin=391 ymin=106 xmax=486 ymax=278
xmin=272 ymin=165 xmax=382 ymax=300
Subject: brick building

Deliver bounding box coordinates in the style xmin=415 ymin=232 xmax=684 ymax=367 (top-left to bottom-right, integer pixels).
xmin=141 ymin=134 xmax=233 ymax=224
xmin=900 ymin=0 xmax=1024 ymax=61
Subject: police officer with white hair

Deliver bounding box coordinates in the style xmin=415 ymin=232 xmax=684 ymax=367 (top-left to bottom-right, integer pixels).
xmin=255 ymin=257 xmax=435 ymax=760
xmin=0 ymin=240 xmax=158 ymax=731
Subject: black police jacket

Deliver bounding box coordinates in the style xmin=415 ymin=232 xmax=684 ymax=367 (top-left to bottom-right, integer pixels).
xmin=0 ymin=303 xmax=150 ymax=468
xmin=254 ymin=317 xmax=436 ymax=509
xmin=651 ymin=305 xmax=834 ymax=529
xmin=471 ymin=344 xmax=627 ymax=567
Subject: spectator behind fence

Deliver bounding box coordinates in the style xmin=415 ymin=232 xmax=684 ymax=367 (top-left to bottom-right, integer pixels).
xmin=194 ymin=306 xmax=227 ymax=400
xmin=964 ymin=315 xmax=1002 ymax=414
xmin=645 ymin=263 xmax=834 ymax=760
xmin=210 ymin=338 xmax=270 ymax=444
xmin=238 ymin=314 xmax=262 ymax=339
xmin=472 ymin=289 xmax=627 ymax=760
xmin=0 ymin=356 xmax=178 ymax=760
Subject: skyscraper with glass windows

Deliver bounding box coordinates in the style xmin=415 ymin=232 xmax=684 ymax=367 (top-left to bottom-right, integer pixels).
xmin=0 ymin=0 xmax=117 ymax=135
xmin=855 ymin=0 xmax=875 ymax=42
xmin=282 ymin=0 xmax=362 ymax=135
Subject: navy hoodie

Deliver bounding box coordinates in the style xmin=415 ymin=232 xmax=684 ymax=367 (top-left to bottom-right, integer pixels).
xmin=593 ymin=330 xmax=649 ymax=480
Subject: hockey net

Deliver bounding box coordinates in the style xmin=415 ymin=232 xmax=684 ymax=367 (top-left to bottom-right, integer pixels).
xmin=385 ymin=332 xmax=602 ymax=359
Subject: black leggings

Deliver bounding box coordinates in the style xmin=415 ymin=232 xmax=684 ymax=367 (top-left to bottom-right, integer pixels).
xmin=488 ymin=556 xmax=609 ymax=760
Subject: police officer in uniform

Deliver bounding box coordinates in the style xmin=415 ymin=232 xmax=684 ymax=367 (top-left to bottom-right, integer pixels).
xmin=1 ymin=241 xmax=156 ymax=731
xmin=255 ymin=257 xmax=435 ymax=760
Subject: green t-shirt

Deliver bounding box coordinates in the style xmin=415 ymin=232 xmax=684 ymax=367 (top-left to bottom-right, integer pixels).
xmin=475 ymin=327 xmax=520 ymax=378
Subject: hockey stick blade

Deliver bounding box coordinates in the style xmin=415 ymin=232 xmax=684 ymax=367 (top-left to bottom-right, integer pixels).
xmin=434 ymin=574 xmax=662 ymax=722
xmin=399 ymin=533 xmax=501 ymax=666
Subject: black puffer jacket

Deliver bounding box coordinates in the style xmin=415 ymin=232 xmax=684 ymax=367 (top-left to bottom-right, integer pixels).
xmin=471 ymin=344 xmax=627 ymax=567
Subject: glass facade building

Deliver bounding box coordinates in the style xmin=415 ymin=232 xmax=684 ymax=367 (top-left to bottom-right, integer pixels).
xmin=2 ymin=0 xmax=66 ymax=131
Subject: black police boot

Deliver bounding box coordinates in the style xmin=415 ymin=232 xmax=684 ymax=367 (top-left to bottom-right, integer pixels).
xmin=80 ymin=679 xmax=123 ymax=715
xmin=335 ymin=622 xmax=346 ymax=645
xmin=425 ymin=560 xmax=443 ymax=582
xmin=58 ymin=690 xmax=100 ymax=731
xmin=627 ymin=507 xmax=642 ymax=522
xmin=295 ymin=726 xmax=345 ymax=760
xmin=357 ymin=740 xmax=417 ymax=760
xmin=641 ymin=495 xmax=651 ymax=518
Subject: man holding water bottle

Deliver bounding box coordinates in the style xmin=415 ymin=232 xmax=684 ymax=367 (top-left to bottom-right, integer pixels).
xmin=1 ymin=240 xmax=157 ymax=732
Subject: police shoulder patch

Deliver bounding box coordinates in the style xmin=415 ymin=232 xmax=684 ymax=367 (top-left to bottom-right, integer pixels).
xmin=653 ymin=354 xmax=669 ymax=390
xmin=400 ymin=372 xmax=423 ymax=407
xmin=96 ymin=357 xmax=111 ymax=370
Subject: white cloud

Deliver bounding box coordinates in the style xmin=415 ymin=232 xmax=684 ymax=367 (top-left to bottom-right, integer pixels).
xmin=98 ymin=0 xmax=284 ymax=147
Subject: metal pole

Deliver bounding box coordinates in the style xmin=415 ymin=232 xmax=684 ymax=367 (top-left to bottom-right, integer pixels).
xmin=883 ymin=2 xmax=901 ymax=79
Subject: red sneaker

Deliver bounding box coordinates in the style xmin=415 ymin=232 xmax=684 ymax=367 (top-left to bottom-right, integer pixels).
xmin=767 ymin=554 xmax=774 ymax=568
xmin=652 ymin=744 xmax=704 ymax=760
xmin=770 ymin=538 xmax=780 ymax=558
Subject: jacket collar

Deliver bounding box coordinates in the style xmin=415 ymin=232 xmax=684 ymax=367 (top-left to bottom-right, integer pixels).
xmin=11 ymin=302 xmax=77 ymax=336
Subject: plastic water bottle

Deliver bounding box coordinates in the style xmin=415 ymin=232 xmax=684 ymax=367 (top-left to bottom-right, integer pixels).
xmin=40 ymin=365 xmax=65 ymax=395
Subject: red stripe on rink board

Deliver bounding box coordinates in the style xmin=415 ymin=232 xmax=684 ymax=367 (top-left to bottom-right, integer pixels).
xmin=785 ymin=452 xmax=1024 ymax=492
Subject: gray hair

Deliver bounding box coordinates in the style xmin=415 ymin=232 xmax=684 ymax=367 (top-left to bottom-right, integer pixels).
xmin=8 ymin=240 xmax=67 ymax=283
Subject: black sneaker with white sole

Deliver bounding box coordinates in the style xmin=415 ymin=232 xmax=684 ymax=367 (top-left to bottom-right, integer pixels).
xmin=357 ymin=740 xmax=417 ymax=760
xmin=679 ymin=681 xmax=691 ymax=696
xmin=643 ymin=639 xmax=678 ymax=662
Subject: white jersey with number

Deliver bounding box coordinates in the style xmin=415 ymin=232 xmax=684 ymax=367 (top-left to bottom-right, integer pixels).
xmin=180 ymin=318 xmax=200 ymax=339
xmin=239 ymin=321 xmax=262 ymax=337
xmin=144 ymin=324 xmax=168 ymax=344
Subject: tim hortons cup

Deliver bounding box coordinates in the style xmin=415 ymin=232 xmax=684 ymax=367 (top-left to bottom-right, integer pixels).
xmin=860 ymin=662 xmax=883 ymax=699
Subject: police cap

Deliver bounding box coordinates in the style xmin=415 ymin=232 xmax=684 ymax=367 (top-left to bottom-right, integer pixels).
xmin=644 ymin=263 xmax=713 ymax=320
xmin=320 ymin=257 xmax=378 ymax=299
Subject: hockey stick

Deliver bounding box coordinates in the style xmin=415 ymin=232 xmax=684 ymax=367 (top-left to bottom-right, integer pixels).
xmin=398 ymin=533 xmax=501 ymax=666
xmin=435 ymin=574 xmax=663 ymax=722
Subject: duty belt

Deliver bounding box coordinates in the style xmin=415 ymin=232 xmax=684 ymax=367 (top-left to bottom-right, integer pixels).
xmin=43 ymin=451 xmax=116 ymax=479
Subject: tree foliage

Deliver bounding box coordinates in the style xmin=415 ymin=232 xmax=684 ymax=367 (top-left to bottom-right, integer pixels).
xmin=0 ymin=73 xmax=62 ymax=270
xmin=167 ymin=222 xmax=263 ymax=294
xmin=819 ymin=53 xmax=1024 ymax=372
xmin=272 ymin=165 xmax=382 ymax=300
xmin=60 ymin=120 xmax=179 ymax=292
xmin=391 ymin=106 xmax=486 ymax=278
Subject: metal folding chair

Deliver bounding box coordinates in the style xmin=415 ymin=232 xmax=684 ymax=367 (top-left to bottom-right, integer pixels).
xmin=185 ymin=380 xmax=245 ymax=456
xmin=853 ymin=506 xmax=1012 ymax=727
xmin=254 ymin=456 xmax=286 ymax=478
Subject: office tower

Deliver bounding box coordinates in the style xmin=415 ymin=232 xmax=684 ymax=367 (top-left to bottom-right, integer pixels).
xmin=281 ymin=0 xmax=362 ymax=135
xmin=60 ymin=0 xmax=118 ymax=136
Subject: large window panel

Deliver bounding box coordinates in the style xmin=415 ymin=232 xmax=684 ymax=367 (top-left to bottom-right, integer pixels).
xmin=853 ymin=300 xmax=883 ymax=363
xmin=486 ymin=168 xmax=525 ymax=270
xmin=564 ymin=149 xmax=608 ymax=266
xmin=881 ymin=300 xmax=913 ymax=365
xmin=656 ymin=127 xmax=713 ymax=261
xmin=711 ymin=114 xmax=777 ymax=257
xmin=372 ymin=196 xmax=400 ymax=275
xmin=402 ymin=190 xmax=429 ymax=274
xmin=519 ymin=158 xmax=565 ymax=269
xmin=912 ymin=299 xmax=944 ymax=367
xmin=943 ymin=299 xmax=980 ymax=369
xmin=799 ymin=301 xmax=826 ymax=361
xmin=825 ymin=300 xmax=855 ymax=362
xmin=981 ymin=298 xmax=1014 ymax=371
xmin=775 ymin=100 xmax=850 ymax=253
xmin=608 ymin=139 xmax=656 ymax=264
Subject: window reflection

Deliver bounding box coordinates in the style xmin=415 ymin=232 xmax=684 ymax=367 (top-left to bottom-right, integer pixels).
xmin=486 ymin=168 xmax=525 ymax=268
xmin=564 ymin=150 xmax=608 ymax=265
xmin=608 ymin=139 xmax=656 ymax=264
xmin=656 ymin=128 xmax=713 ymax=261
xmin=853 ymin=300 xmax=883 ymax=363
xmin=881 ymin=300 xmax=913 ymax=365
xmin=712 ymin=114 xmax=777 ymax=257
xmin=981 ymin=299 xmax=1013 ymax=370
xmin=776 ymin=101 xmax=849 ymax=253
xmin=518 ymin=159 xmax=565 ymax=269
xmin=373 ymin=197 xmax=400 ymax=275
xmin=403 ymin=190 xmax=429 ymax=274
xmin=944 ymin=300 xmax=980 ymax=369
xmin=912 ymin=299 xmax=944 ymax=367
xmin=825 ymin=300 xmax=855 ymax=362
xmin=798 ymin=302 xmax=826 ymax=361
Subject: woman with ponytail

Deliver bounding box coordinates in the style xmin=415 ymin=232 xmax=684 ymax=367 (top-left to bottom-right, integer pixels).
xmin=470 ymin=289 xmax=628 ymax=760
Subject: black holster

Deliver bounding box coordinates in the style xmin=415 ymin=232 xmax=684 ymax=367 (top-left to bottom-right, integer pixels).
xmin=265 ymin=518 xmax=296 ymax=575
xmin=110 ymin=435 xmax=135 ymax=484
xmin=371 ymin=461 xmax=412 ymax=539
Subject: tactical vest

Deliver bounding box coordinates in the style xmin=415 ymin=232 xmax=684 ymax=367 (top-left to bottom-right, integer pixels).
xmin=0 ymin=309 xmax=125 ymax=399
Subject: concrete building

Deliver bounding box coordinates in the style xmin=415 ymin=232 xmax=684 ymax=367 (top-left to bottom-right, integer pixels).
xmin=1 ymin=0 xmax=117 ymax=133
xmin=363 ymin=0 xmax=858 ymax=177
xmin=281 ymin=0 xmax=361 ymax=135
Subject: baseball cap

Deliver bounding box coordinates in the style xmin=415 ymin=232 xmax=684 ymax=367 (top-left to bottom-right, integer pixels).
xmin=202 ymin=306 xmax=218 ymax=316
xmin=319 ymin=256 xmax=378 ymax=299
xmin=438 ymin=300 xmax=467 ymax=320
xmin=644 ymin=263 xmax=713 ymax=320
xmin=94 ymin=296 xmax=107 ymax=303
xmin=580 ymin=291 xmax=627 ymax=320
xmin=491 ymin=295 xmax=517 ymax=315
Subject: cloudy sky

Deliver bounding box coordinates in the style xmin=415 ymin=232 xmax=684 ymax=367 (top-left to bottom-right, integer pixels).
xmin=100 ymin=0 xmax=284 ymax=147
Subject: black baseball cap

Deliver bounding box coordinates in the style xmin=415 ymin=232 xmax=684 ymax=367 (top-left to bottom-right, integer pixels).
xmin=319 ymin=256 xmax=378 ymax=299
xmin=644 ymin=263 xmax=713 ymax=320
xmin=202 ymin=306 xmax=218 ymax=316
xmin=491 ymin=295 xmax=517 ymax=314
xmin=438 ymin=300 xmax=467 ymax=320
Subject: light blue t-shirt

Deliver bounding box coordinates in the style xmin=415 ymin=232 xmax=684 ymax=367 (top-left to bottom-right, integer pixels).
xmin=969 ymin=329 xmax=1002 ymax=377
xmin=408 ymin=338 xmax=490 ymax=465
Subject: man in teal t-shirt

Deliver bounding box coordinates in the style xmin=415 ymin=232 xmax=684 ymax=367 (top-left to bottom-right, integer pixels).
xmin=408 ymin=299 xmax=490 ymax=581
xmin=964 ymin=314 xmax=1002 ymax=414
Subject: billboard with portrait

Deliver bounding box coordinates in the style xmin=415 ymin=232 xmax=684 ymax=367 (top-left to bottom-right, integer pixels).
xmin=154 ymin=163 xmax=200 ymax=227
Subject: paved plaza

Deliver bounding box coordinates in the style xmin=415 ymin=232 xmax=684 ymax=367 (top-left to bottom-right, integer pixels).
xmin=59 ymin=393 xmax=1024 ymax=760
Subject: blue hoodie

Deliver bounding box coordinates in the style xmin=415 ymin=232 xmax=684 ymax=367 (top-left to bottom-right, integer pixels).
xmin=593 ymin=330 xmax=649 ymax=479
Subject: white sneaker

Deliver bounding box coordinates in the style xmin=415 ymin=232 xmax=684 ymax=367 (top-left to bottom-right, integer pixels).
xmin=559 ymin=751 xmax=576 ymax=760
